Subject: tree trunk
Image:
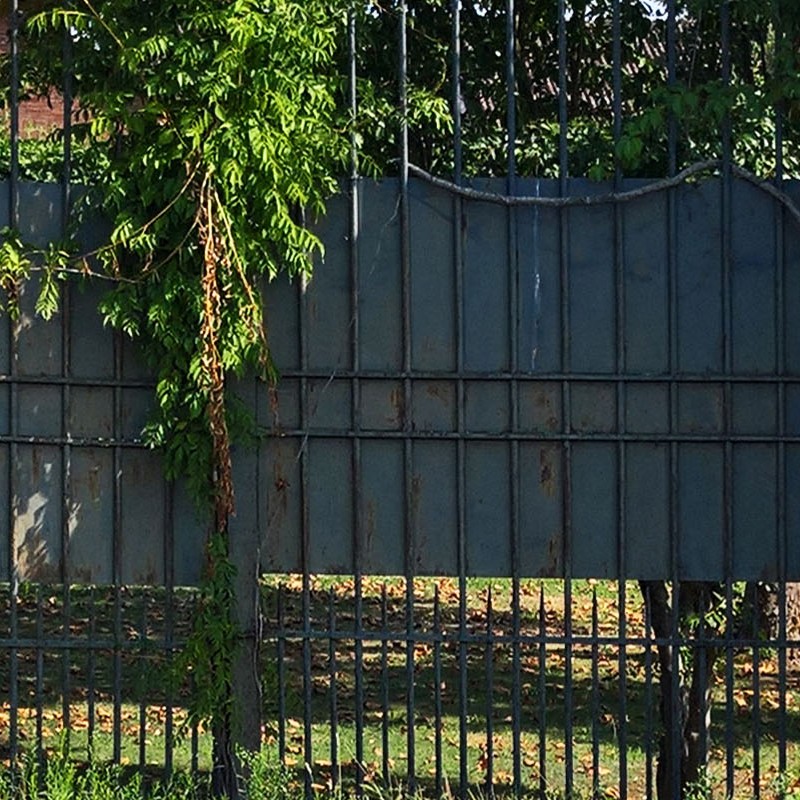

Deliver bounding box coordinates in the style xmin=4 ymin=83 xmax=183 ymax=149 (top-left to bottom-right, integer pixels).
xmin=640 ymin=581 xmax=716 ymax=800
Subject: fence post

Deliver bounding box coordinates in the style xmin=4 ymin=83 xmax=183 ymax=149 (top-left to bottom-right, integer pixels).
xmin=225 ymin=432 xmax=263 ymax=796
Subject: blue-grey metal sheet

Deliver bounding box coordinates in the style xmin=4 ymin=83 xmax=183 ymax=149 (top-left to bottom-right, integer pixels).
xmin=3 ymin=176 xmax=800 ymax=583
xmin=261 ymin=176 xmax=800 ymax=581
xmin=1 ymin=181 xmax=190 ymax=586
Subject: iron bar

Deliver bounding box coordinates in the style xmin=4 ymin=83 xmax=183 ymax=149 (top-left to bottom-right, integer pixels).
xmin=380 ymin=583 xmax=390 ymax=788
xmin=484 ymin=586 xmax=494 ymax=798
xmin=277 ymin=585 xmax=287 ymax=762
xmin=666 ymin=3 xmax=682 ymax=794
xmin=164 ymin=482 xmax=175 ymax=778
xmin=35 ymin=584 xmax=44 ymax=766
xmin=720 ymin=5 xmax=735 ymax=797
xmin=328 ymin=590 xmax=339 ymax=791
xmin=591 ymin=589 xmax=600 ymax=799
xmin=267 ymin=369 xmax=800 ymax=384
xmin=537 ymin=585 xmax=547 ymax=798
xmin=138 ymin=595 xmax=148 ymax=770
xmin=298 ymin=160 xmax=313 ymax=799
xmin=643 ymin=585 xmax=654 ymax=800
xmin=396 ymin=3 xmax=416 ymax=790
xmin=612 ymin=2 xmax=628 ymax=793
xmin=433 ymin=584 xmax=443 ymax=800
xmin=504 ymin=2 xmax=523 ymax=794
xmin=61 ymin=583 xmax=71 ymax=751
xmin=751 ymin=592 xmax=761 ymax=798
xmin=87 ymin=586 xmax=96 ymax=758
xmin=113 ymin=583 xmax=122 ymax=764
xmin=349 ymin=5 xmax=365 ymax=794
xmin=9 ymin=0 xmax=19 ymax=227
xmin=773 ymin=6 xmax=789 ymax=790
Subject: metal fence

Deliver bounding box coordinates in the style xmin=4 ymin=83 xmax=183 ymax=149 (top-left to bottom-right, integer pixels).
xmin=1 ymin=1 xmax=800 ymax=799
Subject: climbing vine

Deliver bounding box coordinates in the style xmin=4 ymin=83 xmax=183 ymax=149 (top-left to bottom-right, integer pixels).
xmin=0 ymin=0 xmax=352 ymax=760
xmin=14 ymin=0 xmax=350 ymax=512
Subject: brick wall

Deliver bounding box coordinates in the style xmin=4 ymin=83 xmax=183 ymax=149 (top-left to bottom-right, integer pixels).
xmin=1 ymin=24 xmax=68 ymax=136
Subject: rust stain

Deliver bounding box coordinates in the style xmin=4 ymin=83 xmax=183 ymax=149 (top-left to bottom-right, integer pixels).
xmin=272 ymin=461 xmax=289 ymax=519
xmin=533 ymin=390 xmax=559 ymax=432
xmin=410 ymin=474 xmax=422 ymax=521
xmin=269 ymin=385 xmax=281 ymax=430
xmin=534 ymin=391 xmax=548 ymax=408
xmin=389 ymin=387 xmax=406 ymax=427
xmin=545 ymin=532 xmax=561 ymax=577
xmin=88 ymin=465 xmax=101 ymax=503
xmin=539 ymin=448 xmax=557 ymax=498
xmin=365 ymin=500 xmax=376 ymax=552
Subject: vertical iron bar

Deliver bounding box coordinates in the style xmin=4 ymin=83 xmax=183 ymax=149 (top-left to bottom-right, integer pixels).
xmin=398 ymin=2 xmax=416 ymax=794
xmin=138 ymin=595 xmax=148 ymax=771
xmin=720 ymin=5 xmax=735 ymax=797
xmin=60 ymin=22 xmax=74 ymax=759
xmin=698 ymin=604 xmax=708 ymax=772
xmin=113 ymin=584 xmax=122 ymax=763
xmin=537 ymin=585 xmax=547 ymax=798
xmin=484 ymin=586 xmax=494 ymax=798
xmin=348 ymin=5 xmax=365 ymax=796
xmin=666 ymin=2 xmax=681 ymax=797
xmin=277 ymin=585 xmax=286 ymax=763
xmin=433 ymin=584 xmax=443 ymax=800
xmin=7 ymin=0 xmax=20 ymax=774
xmin=60 ymin=31 xmax=74 ymax=733
xmin=61 ymin=583 xmax=71 ymax=751
xmin=9 ymin=0 xmax=19 ymax=227
xmin=504 ymin=2 xmax=523 ymax=795
xmin=612 ymin=1 xmax=627 ymax=795
xmin=163 ymin=484 xmax=175 ymax=779
xmin=190 ymin=674 xmax=199 ymax=774
xmin=557 ymin=0 xmax=573 ymax=793
xmin=557 ymin=0 xmax=568 ymax=182
xmin=296 ymin=75 xmax=314 ymax=791
xmin=452 ymin=0 xmax=462 ymax=180
xmin=773 ymin=5 xmax=788 ymax=790
xmin=9 ymin=571 xmax=17 ymax=768
xmin=644 ymin=586 xmax=654 ymax=800
xmin=751 ymin=590 xmax=761 ymax=799
xmin=61 ymin=21 xmax=73 ymax=227
xmin=613 ymin=18 xmax=628 ymax=800
xmin=35 ymin=585 xmax=44 ymax=768
xmin=451 ymin=0 xmax=468 ymax=796
xmin=112 ymin=333 xmax=123 ymax=763
xmin=591 ymin=589 xmax=599 ymax=800
xmin=380 ymin=584 xmax=390 ymax=788
xmin=300 ymin=261 xmax=313 ymax=800
xmin=87 ymin=586 xmax=96 ymax=759
xmin=328 ymin=590 xmax=339 ymax=792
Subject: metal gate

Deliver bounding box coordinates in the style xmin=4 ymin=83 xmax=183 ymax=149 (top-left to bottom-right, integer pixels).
xmin=1 ymin=1 xmax=800 ymax=799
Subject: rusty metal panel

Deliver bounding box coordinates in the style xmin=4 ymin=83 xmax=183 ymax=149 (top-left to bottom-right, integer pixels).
xmin=66 ymin=447 xmax=113 ymax=583
xmin=257 ymin=174 xmax=800 ymax=581
xmin=359 ymin=439 xmax=404 ymax=574
xmin=3 ymin=177 xmax=800 ymax=583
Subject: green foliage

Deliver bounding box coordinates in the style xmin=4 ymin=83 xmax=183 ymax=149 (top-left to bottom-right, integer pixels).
xmin=0 ymin=744 xmax=207 ymax=800
xmin=23 ymin=0 xmax=350 ymax=508
xmin=0 ymin=133 xmax=108 ymax=183
xmin=349 ymin=0 xmax=800 ymax=178
xmin=174 ymin=531 xmax=238 ymax=736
